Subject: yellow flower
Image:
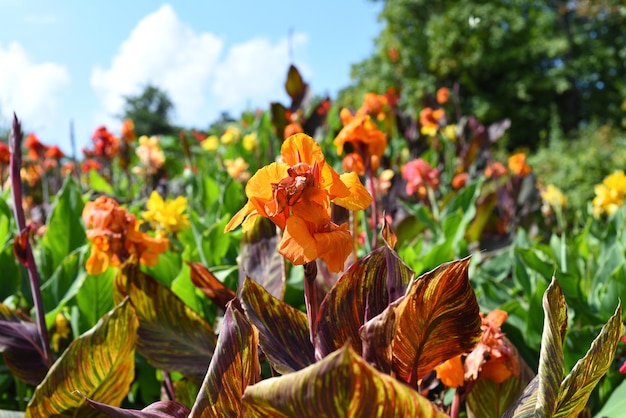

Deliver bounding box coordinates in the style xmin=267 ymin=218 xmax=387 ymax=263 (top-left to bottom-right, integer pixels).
xmin=136 ymin=135 xmax=165 ymax=173
xmin=243 ymin=132 xmax=258 ymax=151
xmin=142 ymin=191 xmax=190 ymax=235
xmin=442 ymin=124 xmax=457 ymax=141
xmin=225 ymin=133 xmax=372 ymax=272
xmin=592 ymin=170 xmax=626 ymax=217
xmin=540 ymin=184 xmax=567 ymax=208
xmin=201 ymin=135 xmax=219 ymax=151
xmin=221 ymin=126 xmax=241 ymax=144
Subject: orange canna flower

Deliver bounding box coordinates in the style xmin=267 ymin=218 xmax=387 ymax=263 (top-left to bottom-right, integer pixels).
xmin=401 ymin=158 xmax=440 ymax=198
xmin=82 ymin=196 xmax=168 ymax=275
xmin=452 ymin=172 xmax=468 ymax=189
xmin=434 ymin=354 xmax=464 ymax=388
xmin=0 ymin=142 xmax=10 ymax=164
xmin=121 ymin=119 xmax=136 ymax=143
xmin=284 ymin=122 xmax=304 ymax=139
xmin=225 ymin=133 xmax=372 ymax=272
xmin=485 ymin=161 xmax=508 ymax=179
xmin=25 ymin=133 xmax=48 ymax=160
xmin=91 ymin=126 xmax=120 ymax=159
xmin=436 ymin=87 xmax=450 ymax=105
xmin=508 ymin=153 xmax=531 ymax=178
xmin=81 ymin=159 xmax=103 ymax=174
xmin=342 ymin=152 xmax=366 ymax=176
xmin=45 ymin=145 xmax=65 ymax=160
xmin=359 ymin=93 xmax=389 ymax=121
xmin=334 ymin=108 xmax=387 ymax=160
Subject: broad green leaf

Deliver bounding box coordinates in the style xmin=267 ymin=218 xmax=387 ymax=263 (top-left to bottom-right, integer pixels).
xmin=391 ymin=257 xmax=482 ymax=386
xmin=84 ymin=398 xmax=190 ymax=417
xmin=171 ymin=251 xmax=204 ymax=317
xmin=0 ymin=242 xmax=21 ymax=302
xmin=315 ymin=245 xmax=414 ymax=358
xmin=41 ymin=176 xmax=85 ymax=279
xmin=535 ymin=277 xmax=568 ymax=416
xmin=118 ymin=265 xmax=217 ymax=381
xmin=595 ymin=379 xmax=626 ymax=418
xmin=143 ymin=249 xmax=181 ymax=287
xmin=238 ymin=217 xmax=286 ymax=300
xmin=554 ymin=302 xmax=623 ymax=417
xmin=0 ymin=197 xmax=13 ymax=245
xmin=240 ymin=277 xmax=314 ymax=374
xmin=190 ymin=302 xmax=260 ymax=417
xmin=25 ymin=299 xmax=138 ymax=418
xmin=466 ymin=346 xmax=535 ymax=418
xmin=75 ymin=268 xmax=115 ymax=334
xmin=88 ymin=169 xmax=114 ymax=194
xmin=241 ymin=345 xmax=448 ymax=418
xmin=0 ymin=304 xmax=49 ymax=386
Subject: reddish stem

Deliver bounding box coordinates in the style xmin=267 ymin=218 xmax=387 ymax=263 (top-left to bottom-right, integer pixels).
xmin=9 ymin=114 xmax=53 ymax=367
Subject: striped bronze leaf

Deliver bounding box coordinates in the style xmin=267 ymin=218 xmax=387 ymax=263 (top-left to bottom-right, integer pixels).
xmin=84 ymin=399 xmax=190 ymax=417
xmin=190 ymin=301 xmax=260 ymax=417
xmin=391 ymin=257 xmax=482 ymax=386
xmin=26 ymin=299 xmax=137 ymax=418
xmin=240 ymin=277 xmax=314 ymax=374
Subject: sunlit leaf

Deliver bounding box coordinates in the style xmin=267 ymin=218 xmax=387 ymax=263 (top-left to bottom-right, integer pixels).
xmin=76 ymin=268 xmax=115 ymax=334
xmin=391 ymin=257 xmax=482 ymax=386
xmin=240 ymin=277 xmax=314 ymax=374
xmin=241 ymin=344 xmax=448 ymax=418
xmin=315 ymin=245 xmax=414 ymax=358
xmin=284 ymin=64 xmax=308 ymax=108
xmin=189 ymin=301 xmax=260 ymax=417
xmin=84 ymin=398 xmax=190 ymax=418
xmin=359 ymin=304 xmax=396 ymax=374
xmin=553 ymin=302 xmax=623 ymax=417
xmin=535 ymin=277 xmax=568 ymax=416
xmin=381 ymin=216 xmax=397 ymax=249
xmin=0 ymin=304 xmax=48 ymax=386
xmin=239 ymin=216 xmax=286 ymax=300
xmin=117 ymin=265 xmax=217 ymax=382
xmin=26 ymin=300 xmax=138 ymax=418
xmin=188 ymin=261 xmax=235 ymax=310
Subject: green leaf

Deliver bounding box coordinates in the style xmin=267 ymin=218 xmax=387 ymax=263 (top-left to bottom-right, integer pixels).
xmin=240 ymin=277 xmax=314 ymax=374
xmin=391 ymin=257 xmax=482 ymax=386
xmin=88 ymin=169 xmax=114 ymax=195
xmin=554 ymin=302 xmax=624 ymax=417
xmin=241 ymin=345 xmax=448 ymax=418
xmin=25 ymin=299 xmax=138 ymax=418
xmin=315 ymin=245 xmax=414 ymax=358
xmin=190 ymin=302 xmax=260 ymax=417
xmin=0 ymin=197 xmax=13 ymax=246
xmin=41 ymin=176 xmax=86 ymax=279
xmin=0 ymin=242 xmax=21 ymax=301
xmin=595 ymin=379 xmax=626 ymax=418
xmin=117 ymin=265 xmax=217 ymax=382
xmin=75 ymin=268 xmax=115 ymax=334
xmin=239 ymin=217 xmax=286 ymax=300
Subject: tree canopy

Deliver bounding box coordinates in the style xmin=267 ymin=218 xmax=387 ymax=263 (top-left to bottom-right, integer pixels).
xmin=341 ymin=0 xmax=626 ymax=149
xmin=120 ymin=85 xmax=178 ymax=137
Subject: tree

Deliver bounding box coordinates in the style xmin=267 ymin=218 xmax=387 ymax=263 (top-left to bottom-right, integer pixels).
xmin=341 ymin=0 xmax=626 ymax=149
xmin=120 ymin=85 xmax=177 ymax=137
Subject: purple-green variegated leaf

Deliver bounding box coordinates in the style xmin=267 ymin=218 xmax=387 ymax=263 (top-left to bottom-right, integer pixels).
xmin=241 ymin=345 xmax=449 ymax=418
xmin=190 ymin=301 xmax=260 ymax=417
xmin=315 ymin=245 xmax=414 ymax=358
xmin=535 ymin=277 xmax=568 ymax=417
xmin=391 ymin=257 xmax=481 ymax=387
xmin=466 ymin=345 xmax=535 ymax=418
xmin=359 ymin=304 xmax=396 ymax=374
xmin=553 ymin=302 xmax=623 ymax=418
xmin=25 ymin=299 xmax=138 ymax=418
xmin=117 ymin=265 xmax=217 ymax=382
xmin=240 ymin=277 xmax=314 ymax=374
xmin=0 ymin=304 xmax=48 ymax=386
xmin=84 ymin=398 xmax=190 ymax=417
xmin=238 ymin=217 xmax=286 ymax=300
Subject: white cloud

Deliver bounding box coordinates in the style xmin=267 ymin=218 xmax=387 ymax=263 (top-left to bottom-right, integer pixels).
xmin=0 ymin=41 xmax=70 ymax=132
xmin=91 ymin=3 xmax=309 ymax=129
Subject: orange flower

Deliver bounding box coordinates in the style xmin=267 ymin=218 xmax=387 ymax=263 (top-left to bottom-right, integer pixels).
xmin=225 ymin=133 xmax=372 ymax=272
xmin=434 ymin=354 xmax=464 ymax=388
xmin=452 ymin=172 xmax=468 ymax=189
xmin=419 ymin=107 xmax=446 ymax=134
xmin=342 ymin=152 xmax=365 ymax=175
xmin=508 ymin=153 xmax=531 ymax=178
xmin=485 ymin=162 xmax=508 ymax=179
xmin=45 ymin=145 xmax=65 ymax=159
xmin=284 ymin=122 xmax=304 ymax=139
xmin=359 ymin=93 xmax=389 ymax=121
xmin=82 ymin=196 xmax=168 ymax=275
xmin=121 ymin=119 xmax=136 ymax=143
xmin=224 ymin=157 xmax=251 ymax=182
xmin=81 ymin=159 xmax=103 ymax=174
xmin=25 ymin=133 xmax=48 ymax=160
xmin=334 ymin=108 xmax=387 ymax=159
xmin=91 ymin=126 xmax=120 ymax=158
xmin=401 ymin=158 xmax=440 ymax=198
xmin=436 ymin=87 xmax=450 ymax=105
xmin=0 ymin=142 xmax=10 ymax=164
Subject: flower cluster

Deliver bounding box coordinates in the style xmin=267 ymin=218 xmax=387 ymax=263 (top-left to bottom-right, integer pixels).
xmin=593 ymin=170 xmax=626 ymax=217
xmin=142 ymin=191 xmax=190 ymax=236
xmin=134 ymin=135 xmax=165 ymax=176
xmin=225 ymin=133 xmax=372 ymax=272
xmin=82 ymin=196 xmax=168 ymax=275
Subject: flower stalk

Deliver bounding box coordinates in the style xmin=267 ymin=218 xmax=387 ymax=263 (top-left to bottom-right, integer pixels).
xmin=9 ymin=114 xmax=53 ymax=367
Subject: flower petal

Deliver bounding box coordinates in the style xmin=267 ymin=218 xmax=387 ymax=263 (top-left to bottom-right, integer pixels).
xmin=225 ymin=201 xmax=256 ymax=232
xmin=314 ymin=223 xmax=353 ymax=273
xmin=333 ymin=172 xmax=373 ymax=211
xmin=434 ymin=355 xmax=464 ymax=388
xmin=281 ymin=133 xmax=325 ymax=166
xmin=321 ymin=164 xmax=350 ymax=199
xmin=245 ymin=162 xmax=289 ymax=201
xmin=278 ymin=216 xmax=318 ymax=266
xmin=86 ymin=248 xmax=109 ymax=276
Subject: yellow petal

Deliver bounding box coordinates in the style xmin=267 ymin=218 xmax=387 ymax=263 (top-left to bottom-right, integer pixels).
xmin=321 ymin=164 xmax=350 ymax=199
xmin=314 ymin=223 xmax=353 ymax=273
xmin=281 ymin=133 xmax=325 ymax=166
xmin=278 ymin=216 xmax=318 ymax=265
xmin=333 ymin=172 xmax=373 ymax=211
xmin=224 ymin=201 xmax=256 ymax=232
xmin=86 ymin=248 xmax=109 ymax=276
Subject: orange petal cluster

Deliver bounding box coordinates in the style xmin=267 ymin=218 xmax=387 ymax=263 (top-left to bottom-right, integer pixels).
xmin=82 ymin=196 xmax=169 ymax=275
xmin=86 ymin=126 xmax=120 ymax=159
xmin=225 ymin=133 xmax=372 ymax=272
xmin=334 ymin=108 xmax=387 ymax=160
xmin=508 ymin=153 xmax=531 ymax=178
xmin=121 ymin=119 xmax=136 ymax=143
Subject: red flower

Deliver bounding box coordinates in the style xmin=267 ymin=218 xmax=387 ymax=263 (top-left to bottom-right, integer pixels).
xmin=45 ymin=145 xmax=65 ymax=159
xmin=401 ymin=158 xmax=440 ymax=198
xmin=0 ymin=142 xmax=10 ymax=164
xmin=91 ymin=126 xmax=120 ymax=158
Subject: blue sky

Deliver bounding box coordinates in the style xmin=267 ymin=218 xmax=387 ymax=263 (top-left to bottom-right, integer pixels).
xmin=0 ymin=1 xmax=383 ymax=154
